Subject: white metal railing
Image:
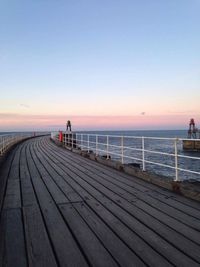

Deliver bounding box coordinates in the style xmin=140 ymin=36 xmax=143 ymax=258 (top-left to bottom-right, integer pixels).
xmin=51 ymin=132 xmax=200 ymax=182
xmin=0 ymin=132 xmax=49 ymax=156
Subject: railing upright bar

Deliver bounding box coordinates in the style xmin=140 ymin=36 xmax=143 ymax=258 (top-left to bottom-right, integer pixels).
xmin=3 ymin=136 xmax=5 ymax=154
xmin=142 ymin=137 xmax=146 ymax=171
xmin=174 ymin=138 xmax=179 ymax=181
xmin=96 ymin=135 xmax=98 ymax=156
xmin=0 ymin=137 xmax=2 ymax=155
xmin=106 ymin=135 xmax=109 ymax=159
xmin=76 ymin=133 xmax=78 ymax=148
xmin=87 ymin=135 xmax=90 ymax=153
xmin=80 ymin=134 xmax=83 ymax=150
xmin=121 ymin=136 xmax=124 ymax=164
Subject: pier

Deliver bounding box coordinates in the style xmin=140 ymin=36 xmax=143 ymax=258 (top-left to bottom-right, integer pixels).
xmin=0 ymin=135 xmax=200 ymax=266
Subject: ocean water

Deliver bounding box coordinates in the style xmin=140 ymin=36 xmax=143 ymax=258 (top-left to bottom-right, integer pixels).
xmin=78 ymin=130 xmax=200 ymax=181
xmin=79 ymin=129 xmax=187 ymax=138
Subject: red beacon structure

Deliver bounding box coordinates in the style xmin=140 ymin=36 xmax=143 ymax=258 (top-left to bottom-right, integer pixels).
xmin=183 ymin=118 xmax=200 ymax=151
xmin=188 ymin=118 xmax=199 ymax=139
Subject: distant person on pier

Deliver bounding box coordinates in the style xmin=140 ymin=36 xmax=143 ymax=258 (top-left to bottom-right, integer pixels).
xmin=66 ymin=120 xmax=72 ymax=131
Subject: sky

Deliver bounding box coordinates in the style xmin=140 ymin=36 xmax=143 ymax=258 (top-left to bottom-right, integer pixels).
xmin=0 ymin=0 xmax=200 ymax=131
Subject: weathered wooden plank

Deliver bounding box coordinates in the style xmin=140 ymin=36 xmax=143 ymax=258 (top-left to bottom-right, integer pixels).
xmin=65 ymin=159 xmax=200 ymax=240
xmin=31 ymin=148 xmax=68 ymax=204
xmin=33 ymin=144 xmax=83 ymax=203
xmin=20 ymin=139 xmax=40 ymax=207
xmin=41 ymin=146 xmax=198 ymax=266
xmin=19 ymin=145 xmax=39 ymax=207
xmin=0 ymin=209 xmax=27 ymax=267
xmin=144 ymin=189 xmax=200 ymax=217
xmin=46 ymin=139 xmax=200 ymax=223
xmin=3 ymin=179 xmax=21 ymax=209
xmin=26 ymin=144 xmax=89 ymax=267
xmin=23 ymin=205 xmax=58 ymax=267
xmin=0 ymin=150 xmax=16 ymax=212
xmin=86 ymin=199 xmax=198 ymax=267
xmin=2 ymin=145 xmax=23 ymax=209
xmin=59 ymin=203 xmax=118 ymax=267
xmin=49 ymin=150 xmax=200 ymax=243
xmin=2 ymin=136 xmax=199 ymax=267
xmin=46 ymin=137 xmax=200 ymax=213
xmin=71 ymin=202 xmax=145 ymax=266
xmin=89 ymin=170 xmax=200 ymax=229
xmin=8 ymin=144 xmax=22 ymax=180
xmin=39 ymin=140 xmax=200 ymax=265
xmin=85 ymin=199 xmax=172 ymax=267
xmin=79 ymin=158 xmax=200 ymax=218
xmin=20 ymin=174 xmax=38 ymax=207
xmin=36 ymin=143 xmax=104 ymax=201
xmin=62 ymin=164 xmax=200 ymax=263
xmin=63 ymin=150 xmax=200 ymax=220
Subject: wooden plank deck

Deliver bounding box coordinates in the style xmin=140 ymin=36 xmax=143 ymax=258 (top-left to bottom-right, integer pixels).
xmin=0 ymin=136 xmax=200 ymax=267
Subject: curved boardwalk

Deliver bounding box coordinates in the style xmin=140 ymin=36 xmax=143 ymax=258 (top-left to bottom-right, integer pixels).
xmin=0 ymin=136 xmax=200 ymax=267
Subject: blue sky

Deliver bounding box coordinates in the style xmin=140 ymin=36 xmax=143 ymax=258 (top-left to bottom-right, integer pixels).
xmin=0 ymin=0 xmax=200 ymax=130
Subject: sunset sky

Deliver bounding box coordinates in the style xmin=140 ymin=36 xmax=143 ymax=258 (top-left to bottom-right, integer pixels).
xmin=0 ymin=0 xmax=200 ymax=131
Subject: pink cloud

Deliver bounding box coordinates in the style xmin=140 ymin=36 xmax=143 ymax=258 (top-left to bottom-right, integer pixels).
xmin=0 ymin=112 xmax=196 ymax=131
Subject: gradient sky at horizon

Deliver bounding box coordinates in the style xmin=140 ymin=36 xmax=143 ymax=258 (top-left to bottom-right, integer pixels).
xmin=0 ymin=0 xmax=200 ymax=131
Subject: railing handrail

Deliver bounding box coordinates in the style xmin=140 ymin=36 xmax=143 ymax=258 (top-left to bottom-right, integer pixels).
xmin=51 ymin=132 xmax=200 ymax=182
xmin=0 ymin=132 xmax=49 ymax=156
xmin=51 ymin=131 xmax=200 ymax=141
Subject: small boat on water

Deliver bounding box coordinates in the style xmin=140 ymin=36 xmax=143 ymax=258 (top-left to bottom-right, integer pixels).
xmin=182 ymin=118 xmax=200 ymax=151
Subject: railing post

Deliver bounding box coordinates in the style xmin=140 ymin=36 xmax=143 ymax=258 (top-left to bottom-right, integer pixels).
xmin=63 ymin=133 xmax=65 ymax=146
xmin=72 ymin=133 xmax=74 ymax=148
xmin=0 ymin=137 xmax=2 ymax=155
xmin=174 ymin=138 xmax=179 ymax=181
xmin=121 ymin=136 xmax=124 ymax=164
xmin=76 ymin=133 xmax=78 ymax=149
xmin=3 ymin=136 xmax=5 ymax=154
xmin=142 ymin=137 xmax=145 ymax=171
xmin=96 ymin=135 xmax=98 ymax=156
xmin=106 ymin=135 xmax=109 ymax=159
xmin=81 ymin=134 xmax=83 ymax=150
xmin=87 ymin=135 xmax=90 ymax=153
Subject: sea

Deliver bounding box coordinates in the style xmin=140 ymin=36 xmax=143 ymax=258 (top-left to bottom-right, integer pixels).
xmin=78 ymin=130 xmax=200 ymax=181
xmin=1 ymin=130 xmax=200 ymax=181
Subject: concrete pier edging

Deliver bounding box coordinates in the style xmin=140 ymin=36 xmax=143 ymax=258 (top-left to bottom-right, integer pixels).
xmin=53 ymin=139 xmax=200 ymax=202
